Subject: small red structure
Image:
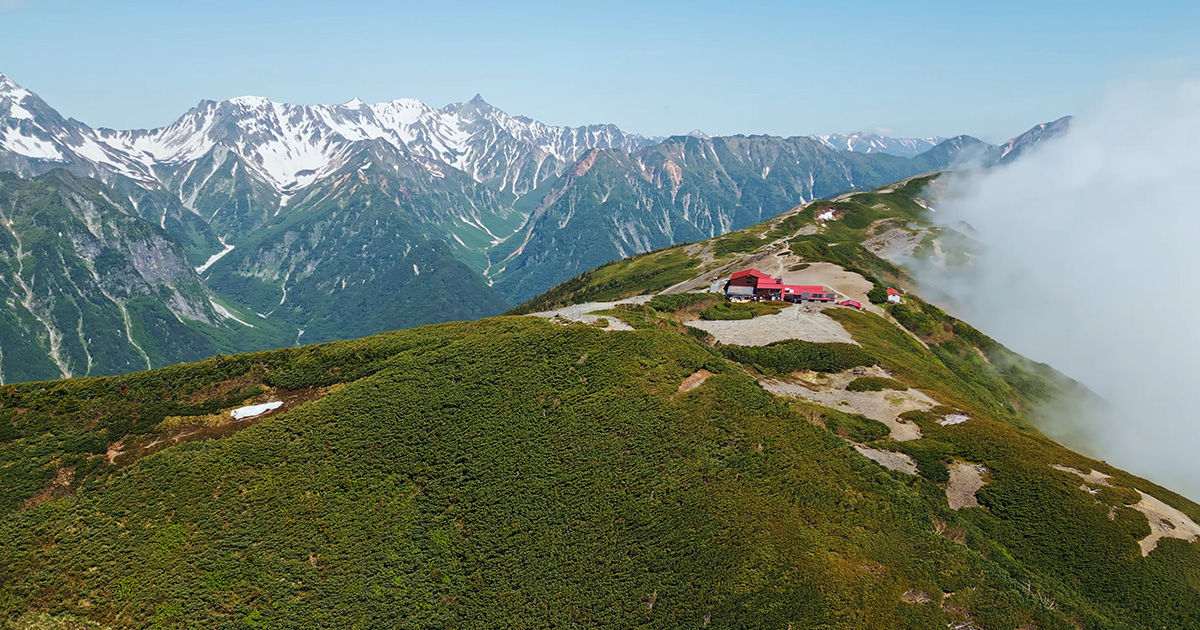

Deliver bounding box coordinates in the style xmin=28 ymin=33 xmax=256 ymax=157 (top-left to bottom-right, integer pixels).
xmin=838 ymin=300 xmax=862 ymax=310
xmin=886 ymin=287 xmax=902 ymax=304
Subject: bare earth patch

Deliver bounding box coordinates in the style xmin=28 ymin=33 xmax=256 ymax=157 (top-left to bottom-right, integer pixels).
xmin=762 ymin=366 xmax=933 ymax=441
xmin=1130 ymin=491 xmax=1200 ymax=556
xmin=902 ymin=588 xmax=933 ymax=604
xmin=1052 ymin=464 xmax=1200 ymax=555
xmin=528 ymin=296 xmax=654 ymax=331
xmin=690 ymin=303 xmax=856 ymax=346
xmin=677 ymin=370 xmax=713 ymax=394
xmin=854 ymin=445 xmax=918 ymax=475
xmin=1051 ymin=464 xmax=1112 ymax=487
xmin=947 ymin=461 xmax=986 ymax=510
xmin=863 ymin=227 xmax=927 ymax=261
xmin=20 ymin=465 xmax=75 ymax=511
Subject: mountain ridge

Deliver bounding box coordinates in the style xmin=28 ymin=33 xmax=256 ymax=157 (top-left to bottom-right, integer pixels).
xmin=1 ymin=172 xmax=1197 ymax=629
xmin=0 ymin=71 xmax=1072 ymax=382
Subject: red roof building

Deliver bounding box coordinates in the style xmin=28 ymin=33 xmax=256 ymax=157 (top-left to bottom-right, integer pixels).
xmin=725 ymin=269 xmax=839 ymax=302
xmin=730 ymin=269 xmax=773 ymax=281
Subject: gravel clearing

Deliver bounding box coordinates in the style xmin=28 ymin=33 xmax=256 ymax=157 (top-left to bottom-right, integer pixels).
xmin=690 ymin=303 xmax=857 ymax=346
xmin=762 ymin=366 xmax=935 ymax=441
xmin=1052 ymin=464 xmax=1200 ymax=556
xmin=863 ymin=228 xmax=927 ymax=261
xmin=1051 ymin=465 xmax=1113 ymax=486
xmin=855 ymin=445 xmax=918 ymax=474
xmin=1131 ymin=490 xmax=1200 ymax=556
xmin=946 ymin=462 xmax=986 ymax=509
xmin=529 ymin=295 xmax=654 ymax=331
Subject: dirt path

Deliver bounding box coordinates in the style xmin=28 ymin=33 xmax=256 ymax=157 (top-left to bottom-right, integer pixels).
xmin=528 ymin=295 xmax=654 ymax=331
xmin=690 ymin=303 xmax=857 ymax=346
xmin=947 ymin=462 xmax=986 ymax=509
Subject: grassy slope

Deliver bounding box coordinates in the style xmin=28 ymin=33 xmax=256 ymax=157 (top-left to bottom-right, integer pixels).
xmin=1 ymin=317 xmax=1198 ymax=628
xmin=0 ymin=318 xmax=1109 ymax=629
xmin=3 ymin=174 xmax=1200 ymax=628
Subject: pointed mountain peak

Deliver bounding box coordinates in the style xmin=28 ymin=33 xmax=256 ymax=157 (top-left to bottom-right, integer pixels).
xmin=686 ymin=129 xmax=710 ymax=139
xmin=343 ymin=97 xmax=366 ymax=109
xmin=469 ymin=93 xmax=487 ymax=105
xmin=0 ymin=72 xmax=29 ymax=96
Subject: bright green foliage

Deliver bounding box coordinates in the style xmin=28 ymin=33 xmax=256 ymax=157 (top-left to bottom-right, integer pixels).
xmin=699 ymin=301 xmax=784 ymax=320
xmin=720 ymin=339 xmax=875 ymax=375
xmin=846 ymin=376 xmax=908 ymax=392
xmin=0 ymin=318 xmax=1089 ymax=629
xmin=4 ymin=171 xmax=1200 ymax=629
xmin=711 ymin=232 xmax=766 ymax=257
xmin=507 ymin=247 xmax=701 ymax=315
xmin=875 ymin=295 xmax=1085 ymax=417
xmin=867 ymin=285 xmax=890 ymax=304
xmin=802 ymin=403 xmax=891 ymax=442
xmin=645 ymin=293 xmax=721 ymax=313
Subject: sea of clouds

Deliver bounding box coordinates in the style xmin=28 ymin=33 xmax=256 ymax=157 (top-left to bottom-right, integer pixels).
xmin=919 ymin=73 xmax=1200 ymax=499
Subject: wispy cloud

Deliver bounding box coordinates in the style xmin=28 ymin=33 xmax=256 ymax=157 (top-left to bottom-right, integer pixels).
xmin=918 ymin=72 xmax=1200 ymax=499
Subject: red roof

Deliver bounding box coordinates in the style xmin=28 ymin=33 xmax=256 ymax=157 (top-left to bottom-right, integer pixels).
xmin=886 ymin=287 xmax=901 ymax=296
xmin=839 ymin=300 xmax=862 ymax=309
xmin=757 ymin=280 xmax=784 ymax=289
xmin=731 ymin=268 xmax=772 ymax=281
xmin=782 ymin=285 xmax=825 ymax=294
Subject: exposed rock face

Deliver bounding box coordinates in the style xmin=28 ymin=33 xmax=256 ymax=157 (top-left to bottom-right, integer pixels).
xmin=0 ymin=171 xmax=221 ymax=382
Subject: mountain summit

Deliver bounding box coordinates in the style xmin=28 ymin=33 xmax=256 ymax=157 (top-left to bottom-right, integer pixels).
xmin=0 ymin=71 xmax=1044 ymax=382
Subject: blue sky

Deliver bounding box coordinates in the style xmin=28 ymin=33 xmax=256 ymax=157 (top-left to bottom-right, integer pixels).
xmin=1 ymin=0 xmax=1197 ymax=141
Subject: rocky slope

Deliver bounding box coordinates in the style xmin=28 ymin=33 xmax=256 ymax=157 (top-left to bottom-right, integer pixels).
xmin=0 ymin=171 xmax=296 ymax=384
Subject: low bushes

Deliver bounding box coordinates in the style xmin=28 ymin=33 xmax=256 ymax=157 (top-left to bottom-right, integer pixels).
xmin=647 ymin=293 xmax=720 ymax=313
xmin=700 ymin=301 xmax=785 ymax=320
xmin=720 ymin=339 xmax=875 ymax=375
xmin=846 ymin=376 xmax=908 ymax=392
xmin=820 ymin=407 xmax=891 ymax=442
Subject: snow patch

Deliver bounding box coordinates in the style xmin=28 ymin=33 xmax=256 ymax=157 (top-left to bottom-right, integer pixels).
xmin=230 ymin=401 xmax=283 ymax=420
xmin=1 ymin=128 xmax=65 ymax=161
xmin=939 ymin=414 xmax=971 ymax=426
xmin=210 ymin=299 xmax=255 ymax=328
xmin=196 ymin=239 xmax=235 ymax=274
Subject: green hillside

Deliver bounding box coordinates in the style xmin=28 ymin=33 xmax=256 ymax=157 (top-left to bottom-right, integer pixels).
xmin=3 ymin=175 xmax=1200 ymax=629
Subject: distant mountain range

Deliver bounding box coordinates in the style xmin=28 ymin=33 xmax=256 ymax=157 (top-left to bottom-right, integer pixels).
xmin=0 ymin=71 xmax=1067 ymax=381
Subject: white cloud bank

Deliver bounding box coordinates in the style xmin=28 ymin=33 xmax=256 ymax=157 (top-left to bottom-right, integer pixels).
xmin=923 ymin=74 xmax=1200 ymax=499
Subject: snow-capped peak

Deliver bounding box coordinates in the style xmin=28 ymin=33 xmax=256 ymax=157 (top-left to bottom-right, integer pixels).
xmin=227 ymin=95 xmax=273 ymax=108
xmin=0 ymin=73 xmax=28 ymax=96
xmin=813 ymin=131 xmax=948 ymax=158
xmin=1 ymin=77 xmax=655 ymax=202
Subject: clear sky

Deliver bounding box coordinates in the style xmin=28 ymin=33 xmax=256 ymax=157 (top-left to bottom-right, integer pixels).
xmin=1 ymin=0 xmax=1197 ymax=141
